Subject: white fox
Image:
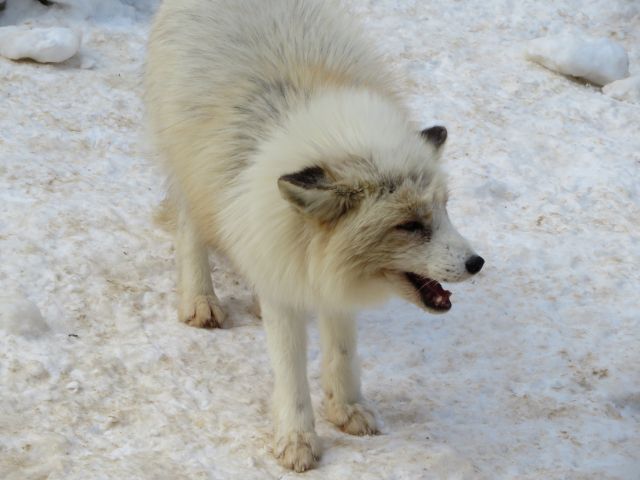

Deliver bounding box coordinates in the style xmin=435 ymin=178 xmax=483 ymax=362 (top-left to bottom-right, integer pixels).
xmin=145 ymin=0 xmax=484 ymax=472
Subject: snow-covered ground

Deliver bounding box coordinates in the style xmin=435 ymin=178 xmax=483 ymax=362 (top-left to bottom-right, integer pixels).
xmin=1 ymin=1 xmax=639 ymax=479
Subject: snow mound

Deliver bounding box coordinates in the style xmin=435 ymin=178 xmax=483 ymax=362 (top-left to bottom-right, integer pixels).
xmin=0 ymin=294 xmax=49 ymax=338
xmin=526 ymin=33 xmax=629 ymax=86
xmin=0 ymin=26 xmax=81 ymax=63
xmin=603 ymin=75 xmax=640 ymax=104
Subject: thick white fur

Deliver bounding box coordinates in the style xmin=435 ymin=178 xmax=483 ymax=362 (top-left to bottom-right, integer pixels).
xmin=146 ymin=0 xmax=479 ymax=472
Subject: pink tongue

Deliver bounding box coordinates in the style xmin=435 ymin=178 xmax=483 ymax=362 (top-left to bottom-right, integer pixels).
xmin=432 ymin=283 xmax=451 ymax=299
xmin=428 ymin=283 xmax=451 ymax=307
xmin=432 ymin=287 xmax=452 ymax=308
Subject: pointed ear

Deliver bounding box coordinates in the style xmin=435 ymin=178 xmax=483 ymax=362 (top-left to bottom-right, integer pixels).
xmin=420 ymin=125 xmax=448 ymax=148
xmin=278 ymin=166 xmax=361 ymax=224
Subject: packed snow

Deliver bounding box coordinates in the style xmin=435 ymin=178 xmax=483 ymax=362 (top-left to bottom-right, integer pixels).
xmin=0 ymin=25 xmax=81 ymax=63
xmin=1 ymin=1 xmax=639 ymax=479
xmin=525 ymin=33 xmax=629 ymax=86
xmin=603 ymin=75 xmax=640 ymax=104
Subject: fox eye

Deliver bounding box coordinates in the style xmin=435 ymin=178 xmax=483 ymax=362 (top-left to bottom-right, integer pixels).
xmin=396 ymin=221 xmax=425 ymax=232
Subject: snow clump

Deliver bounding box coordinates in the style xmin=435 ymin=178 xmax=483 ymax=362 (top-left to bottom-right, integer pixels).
xmin=526 ymin=33 xmax=629 ymax=86
xmin=0 ymin=26 xmax=81 ymax=63
xmin=0 ymin=294 xmax=50 ymax=338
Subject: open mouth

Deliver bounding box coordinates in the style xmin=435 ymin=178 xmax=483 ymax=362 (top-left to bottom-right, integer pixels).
xmin=405 ymin=272 xmax=452 ymax=312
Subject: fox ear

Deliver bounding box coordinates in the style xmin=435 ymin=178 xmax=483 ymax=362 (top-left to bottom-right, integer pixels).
xmin=278 ymin=166 xmax=360 ymax=224
xmin=420 ymin=125 xmax=448 ymax=149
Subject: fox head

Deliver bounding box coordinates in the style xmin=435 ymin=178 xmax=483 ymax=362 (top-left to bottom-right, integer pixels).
xmin=276 ymin=98 xmax=483 ymax=313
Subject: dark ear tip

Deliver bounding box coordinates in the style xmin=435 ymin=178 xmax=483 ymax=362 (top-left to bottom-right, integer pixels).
xmin=421 ymin=126 xmax=448 ymax=147
xmin=279 ymin=166 xmax=326 ymax=188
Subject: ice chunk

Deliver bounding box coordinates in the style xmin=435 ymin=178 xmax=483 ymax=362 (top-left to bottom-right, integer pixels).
xmin=603 ymin=75 xmax=640 ymax=104
xmin=0 ymin=26 xmax=81 ymax=63
xmin=0 ymin=295 xmax=50 ymax=338
xmin=526 ymin=34 xmax=629 ymax=86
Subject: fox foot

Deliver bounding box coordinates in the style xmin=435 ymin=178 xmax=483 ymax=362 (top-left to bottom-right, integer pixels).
xmin=179 ymin=294 xmax=225 ymax=328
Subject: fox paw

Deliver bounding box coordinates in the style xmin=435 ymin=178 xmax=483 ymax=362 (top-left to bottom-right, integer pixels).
xmin=179 ymin=294 xmax=225 ymax=329
xmin=274 ymin=431 xmax=321 ymax=472
xmin=326 ymin=401 xmax=378 ymax=436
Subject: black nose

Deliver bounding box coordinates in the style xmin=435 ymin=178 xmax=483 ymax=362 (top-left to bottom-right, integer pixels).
xmin=465 ymin=255 xmax=484 ymax=274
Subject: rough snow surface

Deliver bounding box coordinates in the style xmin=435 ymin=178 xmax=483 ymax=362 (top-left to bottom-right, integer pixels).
xmin=0 ymin=26 xmax=81 ymax=63
xmin=603 ymin=75 xmax=640 ymax=104
xmin=1 ymin=1 xmax=639 ymax=479
xmin=526 ymin=33 xmax=629 ymax=86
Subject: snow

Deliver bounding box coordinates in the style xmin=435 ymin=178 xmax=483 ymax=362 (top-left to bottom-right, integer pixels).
xmin=603 ymin=75 xmax=640 ymax=104
xmin=1 ymin=1 xmax=639 ymax=479
xmin=0 ymin=293 xmax=49 ymax=338
xmin=0 ymin=26 xmax=81 ymax=63
xmin=525 ymin=33 xmax=629 ymax=86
